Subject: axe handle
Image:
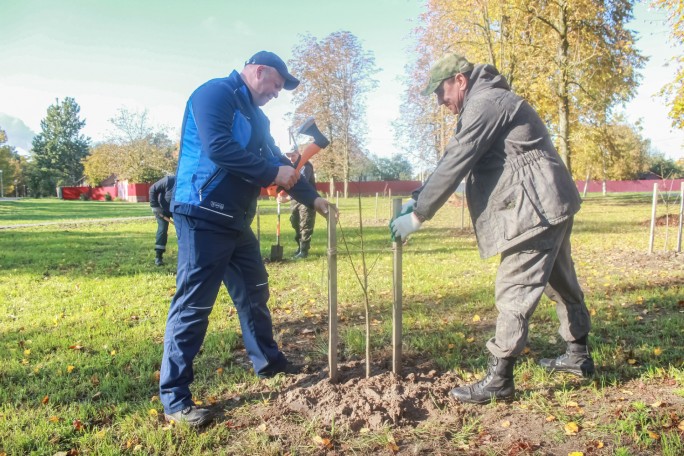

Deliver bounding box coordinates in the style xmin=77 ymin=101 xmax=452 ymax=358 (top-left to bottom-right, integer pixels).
xmin=265 ymin=142 xmax=323 ymax=197
xmin=157 ymin=214 xmax=175 ymax=225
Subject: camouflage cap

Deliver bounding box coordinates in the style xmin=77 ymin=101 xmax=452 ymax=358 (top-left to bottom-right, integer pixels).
xmin=421 ymin=53 xmax=474 ymax=96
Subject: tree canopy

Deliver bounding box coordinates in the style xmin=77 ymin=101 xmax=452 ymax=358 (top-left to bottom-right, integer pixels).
xmin=652 ymin=0 xmax=684 ymax=131
xmin=288 ymin=31 xmax=379 ymax=192
xmin=396 ymin=0 xmax=645 ymax=178
xmin=28 ymin=97 xmax=90 ymax=196
xmin=82 ymin=108 xmax=177 ymax=185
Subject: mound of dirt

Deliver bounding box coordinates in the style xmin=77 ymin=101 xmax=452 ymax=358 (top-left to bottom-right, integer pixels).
xmin=270 ymin=359 xmax=462 ymax=431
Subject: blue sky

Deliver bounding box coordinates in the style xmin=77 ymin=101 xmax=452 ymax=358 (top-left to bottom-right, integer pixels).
xmin=1 ymin=0 xmax=682 ymax=161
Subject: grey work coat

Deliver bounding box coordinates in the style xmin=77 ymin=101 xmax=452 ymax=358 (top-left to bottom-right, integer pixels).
xmin=413 ymin=64 xmax=581 ymax=259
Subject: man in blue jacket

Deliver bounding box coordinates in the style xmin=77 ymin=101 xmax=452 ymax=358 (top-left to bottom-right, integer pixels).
xmin=160 ymin=51 xmax=333 ymax=427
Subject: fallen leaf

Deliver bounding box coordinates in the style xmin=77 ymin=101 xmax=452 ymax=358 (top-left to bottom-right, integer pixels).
xmin=41 ymin=395 xmax=49 ymax=405
xmin=448 ymin=343 xmax=455 ymax=349
xmin=301 ymin=328 xmax=315 ymax=335
xmin=48 ymin=416 xmax=61 ymax=423
xmin=589 ymin=308 xmax=597 ymax=316
xmin=110 ymin=350 xmax=116 ymax=356
xmin=501 ymin=420 xmax=511 ymax=428
xmin=67 ymin=365 xmax=75 ymax=373
xmin=68 ymin=344 xmax=84 ymax=351
xmin=466 ymin=337 xmax=475 ymax=343
xmin=648 ymin=431 xmax=660 ymax=440
xmin=522 ymin=346 xmax=531 ymax=355
xmin=312 ymin=435 xmax=332 ymax=448
xmin=566 ymin=401 xmax=579 ymax=407
xmin=256 ymin=423 xmax=267 ymax=432
xmin=387 ymin=442 xmax=399 ymax=453
xmin=472 ymin=315 xmax=481 ymax=322
xmin=627 ymin=359 xmax=637 ymax=365
xmin=564 ymin=422 xmax=580 ymax=435
xmin=153 ymin=370 xmax=161 ymax=382
xmin=216 ymin=367 xmax=223 ymax=375
xmin=594 ymin=440 xmax=604 ymax=449
xmin=72 ymin=419 xmax=84 ymax=431
xmin=24 ymin=349 xmax=31 ymax=356
xmin=568 ymin=452 xmax=584 ymax=456
xmin=359 ymin=427 xmax=370 ymax=434
xmin=653 ymin=347 xmax=663 ymax=356
xmin=148 ymin=409 xmax=158 ymax=417
xmin=546 ymin=415 xmax=556 ymax=422
xmin=678 ymin=421 xmax=684 ymax=432
xmin=650 ymin=401 xmax=664 ymax=408
xmin=150 ymin=395 xmax=159 ymax=402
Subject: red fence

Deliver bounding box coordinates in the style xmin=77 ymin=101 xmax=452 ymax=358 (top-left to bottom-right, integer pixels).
xmin=576 ymin=179 xmax=684 ymax=193
xmin=59 ymin=183 xmax=152 ymax=202
xmin=60 ymin=179 xmax=684 ymax=202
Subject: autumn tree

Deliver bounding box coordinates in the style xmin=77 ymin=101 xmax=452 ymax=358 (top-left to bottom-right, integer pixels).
xmin=29 ymin=97 xmax=90 ymax=196
xmin=397 ymin=0 xmax=644 ymax=176
xmin=652 ymin=0 xmax=684 ymax=130
xmin=0 ymin=127 xmax=21 ymax=196
xmin=82 ymin=108 xmax=177 ymax=185
xmin=572 ymin=119 xmax=650 ymax=186
xmin=288 ymin=31 xmax=379 ymax=196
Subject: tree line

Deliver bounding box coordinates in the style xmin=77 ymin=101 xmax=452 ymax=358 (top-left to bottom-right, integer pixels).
xmin=2 ymin=0 xmax=683 ymax=198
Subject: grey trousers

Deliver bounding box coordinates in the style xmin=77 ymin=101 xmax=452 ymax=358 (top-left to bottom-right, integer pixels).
xmin=486 ymin=217 xmax=591 ymax=358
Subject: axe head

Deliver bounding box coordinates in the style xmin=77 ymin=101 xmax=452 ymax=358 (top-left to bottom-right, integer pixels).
xmin=297 ymin=117 xmax=330 ymax=149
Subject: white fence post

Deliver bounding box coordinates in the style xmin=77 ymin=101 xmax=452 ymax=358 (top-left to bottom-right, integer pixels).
xmin=649 ymin=183 xmax=658 ymax=254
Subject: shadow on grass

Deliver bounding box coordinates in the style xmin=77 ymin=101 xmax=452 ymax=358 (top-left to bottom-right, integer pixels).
xmin=0 ymin=225 xmax=168 ymax=276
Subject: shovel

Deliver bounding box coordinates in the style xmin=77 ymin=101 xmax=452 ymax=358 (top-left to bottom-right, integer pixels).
xmin=270 ymin=197 xmax=284 ymax=261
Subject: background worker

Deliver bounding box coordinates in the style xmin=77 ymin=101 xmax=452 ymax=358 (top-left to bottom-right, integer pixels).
xmin=286 ymin=146 xmax=317 ymax=259
xmin=160 ymin=51 xmax=333 ymax=427
xmin=149 ymin=174 xmax=176 ymax=266
xmin=390 ymin=53 xmax=593 ymax=404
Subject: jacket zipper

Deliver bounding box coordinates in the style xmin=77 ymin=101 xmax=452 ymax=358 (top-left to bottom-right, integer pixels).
xmin=198 ymin=169 xmax=223 ymax=202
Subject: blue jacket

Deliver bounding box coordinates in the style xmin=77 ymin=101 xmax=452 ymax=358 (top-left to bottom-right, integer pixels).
xmin=172 ymin=70 xmax=319 ymax=230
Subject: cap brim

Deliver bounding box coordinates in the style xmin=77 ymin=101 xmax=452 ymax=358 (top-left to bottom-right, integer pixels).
xmin=283 ymin=75 xmax=300 ymax=90
xmin=420 ymin=79 xmax=440 ymax=97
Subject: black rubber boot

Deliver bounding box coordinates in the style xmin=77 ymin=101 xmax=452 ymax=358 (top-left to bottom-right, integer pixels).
xmin=539 ymin=340 xmax=595 ymax=377
xmin=294 ymin=241 xmax=309 ymax=259
xmin=155 ymin=250 xmax=164 ymax=266
xmin=450 ymin=356 xmax=516 ymax=404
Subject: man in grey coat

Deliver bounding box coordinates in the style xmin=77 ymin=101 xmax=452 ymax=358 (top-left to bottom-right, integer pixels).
xmin=390 ymin=53 xmax=593 ymax=404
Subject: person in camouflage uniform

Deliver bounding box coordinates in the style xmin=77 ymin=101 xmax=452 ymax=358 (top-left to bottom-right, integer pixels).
xmin=286 ymin=147 xmax=316 ymax=259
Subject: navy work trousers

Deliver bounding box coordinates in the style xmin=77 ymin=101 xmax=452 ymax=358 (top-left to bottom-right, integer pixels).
xmin=160 ymin=214 xmax=286 ymax=414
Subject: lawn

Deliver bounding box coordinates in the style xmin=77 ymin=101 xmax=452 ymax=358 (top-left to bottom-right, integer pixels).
xmin=0 ymin=194 xmax=682 ymax=455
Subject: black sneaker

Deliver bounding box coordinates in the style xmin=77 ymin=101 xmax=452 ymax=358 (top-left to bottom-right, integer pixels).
xmin=164 ymin=405 xmax=212 ymax=427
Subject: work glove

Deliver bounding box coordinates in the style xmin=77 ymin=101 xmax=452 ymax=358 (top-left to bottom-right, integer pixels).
xmin=390 ymin=211 xmax=423 ymax=241
xmin=400 ymin=198 xmax=416 ymax=214
xmin=151 ymin=206 xmax=163 ymax=218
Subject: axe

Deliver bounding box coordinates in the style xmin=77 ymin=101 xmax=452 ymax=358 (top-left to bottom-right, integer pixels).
xmin=266 ymin=117 xmax=330 ymax=197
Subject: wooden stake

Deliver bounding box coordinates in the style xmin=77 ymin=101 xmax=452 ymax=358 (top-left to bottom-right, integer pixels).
xmin=649 ymin=183 xmax=658 ymax=254
xmin=677 ymin=181 xmax=683 ymax=253
xmin=327 ymin=205 xmax=338 ymax=382
xmin=375 ymin=192 xmax=379 ymax=221
xmin=392 ymin=198 xmax=403 ymax=375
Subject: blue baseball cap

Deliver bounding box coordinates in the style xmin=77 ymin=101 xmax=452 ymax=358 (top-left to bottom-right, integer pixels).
xmin=246 ymin=51 xmax=300 ymax=90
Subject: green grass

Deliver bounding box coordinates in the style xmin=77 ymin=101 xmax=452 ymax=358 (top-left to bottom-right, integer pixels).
xmin=1 ymin=194 xmax=683 ymax=455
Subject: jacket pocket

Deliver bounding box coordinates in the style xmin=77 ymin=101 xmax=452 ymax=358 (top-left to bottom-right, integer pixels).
xmin=493 ymin=182 xmax=545 ymax=241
